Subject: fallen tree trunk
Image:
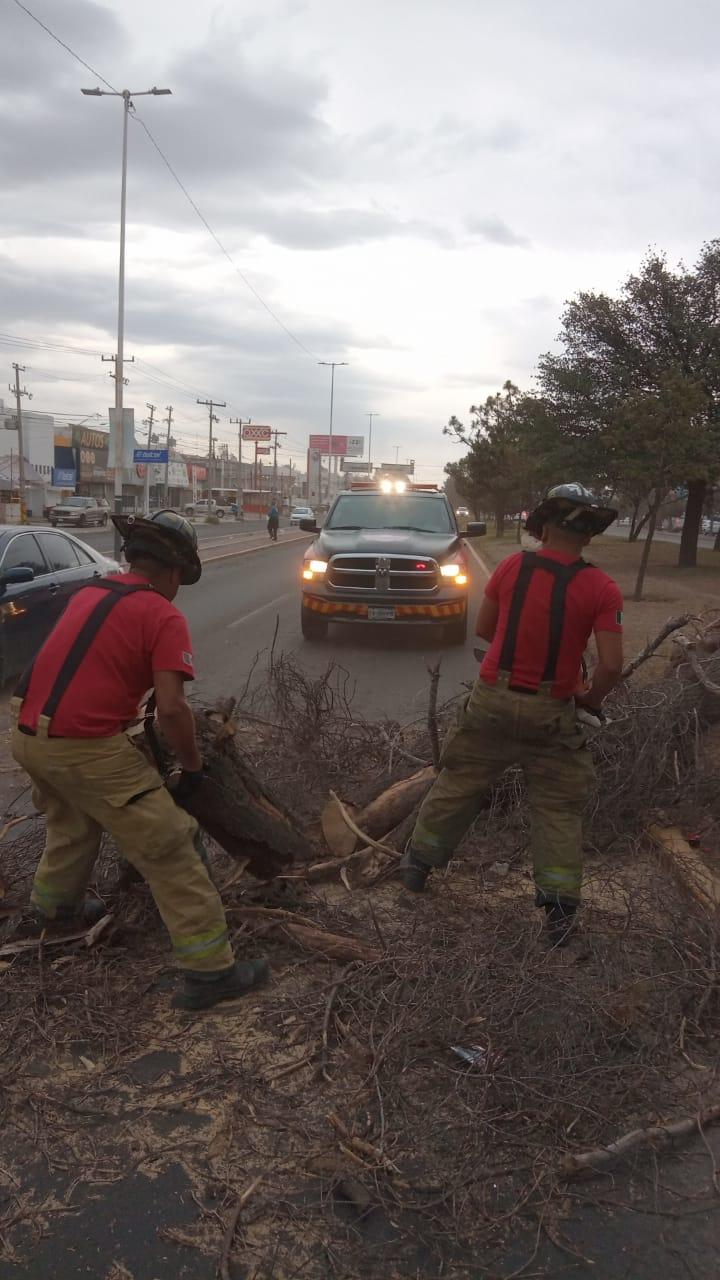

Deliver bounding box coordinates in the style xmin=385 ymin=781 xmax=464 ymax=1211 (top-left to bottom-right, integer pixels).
xmin=140 ymin=702 xmax=313 ymax=879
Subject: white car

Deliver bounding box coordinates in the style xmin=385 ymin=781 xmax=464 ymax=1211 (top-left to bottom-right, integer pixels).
xmin=290 ymin=506 xmax=315 ymax=526
xmin=185 ymin=499 xmax=226 ymax=519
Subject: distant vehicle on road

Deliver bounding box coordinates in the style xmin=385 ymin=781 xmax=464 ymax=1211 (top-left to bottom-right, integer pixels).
xmin=50 ymin=496 xmax=110 ymax=528
xmin=299 ymin=483 xmax=486 ymax=644
xmin=0 ymin=527 xmax=120 ymax=684
xmin=290 ymin=506 xmax=315 ymax=526
xmin=456 ymin=506 xmax=470 ymax=517
xmin=185 ymin=499 xmax=226 ymax=520
xmin=702 ymin=515 xmax=720 ymax=534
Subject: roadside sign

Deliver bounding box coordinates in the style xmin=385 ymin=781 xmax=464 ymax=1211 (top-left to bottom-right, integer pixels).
xmin=134 ymin=448 xmax=168 ymax=464
xmin=242 ymin=425 xmax=272 ymax=441
xmin=341 ymin=459 xmax=371 ymax=473
xmin=255 ymin=445 xmax=271 ymax=456
xmin=380 ymin=461 xmax=414 ymax=475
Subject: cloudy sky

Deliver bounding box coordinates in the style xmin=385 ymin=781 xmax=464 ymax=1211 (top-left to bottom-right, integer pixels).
xmin=1 ymin=0 xmax=718 ymax=476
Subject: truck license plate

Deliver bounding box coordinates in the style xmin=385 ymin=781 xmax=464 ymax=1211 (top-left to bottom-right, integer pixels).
xmin=369 ymin=607 xmax=395 ymax=621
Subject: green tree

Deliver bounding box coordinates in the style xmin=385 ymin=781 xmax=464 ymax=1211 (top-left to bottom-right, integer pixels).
xmin=443 ymin=382 xmax=561 ymax=537
xmin=540 ymin=245 xmax=720 ymax=567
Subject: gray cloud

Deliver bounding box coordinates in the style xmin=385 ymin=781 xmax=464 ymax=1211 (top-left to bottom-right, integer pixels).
xmin=465 ymin=216 xmax=530 ymax=247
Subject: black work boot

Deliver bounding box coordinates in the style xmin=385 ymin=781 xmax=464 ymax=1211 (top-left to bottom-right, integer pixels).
xmin=173 ymin=958 xmax=269 ymax=1011
xmin=399 ymin=845 xmax=433 ymax=893
xmin=27 ymin=897 xmax=108 ymax=934
xmin=544 ymin=902 xmax=578 ymax=949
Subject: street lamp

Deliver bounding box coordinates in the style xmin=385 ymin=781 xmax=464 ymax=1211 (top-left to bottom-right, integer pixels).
xmin=318 ymin=360 xmax=348 ymax=501
xmin=365 ymin=412 xmax=380 ymax=473
xmin=81 ymin=85 xmax=172 ymax=554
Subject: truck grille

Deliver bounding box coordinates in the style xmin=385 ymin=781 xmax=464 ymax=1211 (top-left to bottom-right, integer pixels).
xmin=327 ymin=554 xmax=439 ymax=593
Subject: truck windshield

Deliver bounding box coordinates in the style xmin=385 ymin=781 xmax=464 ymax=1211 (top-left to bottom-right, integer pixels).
xmin=327 ymin=495 xmax=453 ymax=534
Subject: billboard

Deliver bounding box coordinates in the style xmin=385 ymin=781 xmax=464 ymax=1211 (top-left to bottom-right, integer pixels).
xmin=380 ymin=461 xmax=415 ymax=475
xmin=309 ymin=434 xmax=364 ymax=457
xmin=340 ymin=459 xmax=372 ymax=473
xmin=72 ymin=425 xmax=110 ymax=481
xmin=242 ymin=425 xmax=272 ymax=441
xmin=256 ymin=445 xmax=271 ymax=456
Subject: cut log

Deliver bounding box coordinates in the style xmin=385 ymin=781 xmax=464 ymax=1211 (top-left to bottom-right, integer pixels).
xmin=354 ymin=766 xmax=436 ymax=839
xmin=321 ymin=795 xmax=360 ymax=857
xmin=649 ymin=825 xmax=720 ymax=913
xmin=140 ymin=705 xmax=314 ymax=880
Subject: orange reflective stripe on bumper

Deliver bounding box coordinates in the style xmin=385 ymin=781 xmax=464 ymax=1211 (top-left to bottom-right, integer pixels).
xmin=303 ymin=597 xmax=465 ymax=618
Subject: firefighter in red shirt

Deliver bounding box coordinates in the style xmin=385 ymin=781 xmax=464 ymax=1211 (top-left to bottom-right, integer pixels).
xmin=401 ymin=484 xmax=624 ymax=946
xmin=11 ymin=510 xmax=268 ymax=1010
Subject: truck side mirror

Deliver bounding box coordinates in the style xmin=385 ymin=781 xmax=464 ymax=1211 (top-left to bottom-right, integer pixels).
xmin=465 ymin=522 xmax=487 ymax=538
xmin=299 ymin=519 xmax=319 ymax=533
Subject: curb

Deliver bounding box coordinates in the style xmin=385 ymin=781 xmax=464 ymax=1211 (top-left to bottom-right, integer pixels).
xmin=201 ymin=532 xmax=310 ymax=567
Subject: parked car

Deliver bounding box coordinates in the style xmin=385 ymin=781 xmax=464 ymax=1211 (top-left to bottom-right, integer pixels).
xmin=185 ymin=499 xmax=226 ymax=519
xmin=290 ymin=506 xmax=315 ymax=526
xmin=50 ymin=496 xmax=110 ymax=528
xmin=0 ymin=526 xmax=120 ymax=685
xmin=702 ymin=516 xmax=720 ymax=534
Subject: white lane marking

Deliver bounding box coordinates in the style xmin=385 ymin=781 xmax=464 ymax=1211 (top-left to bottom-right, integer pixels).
xmin=464 ymin=538 xmax=491 ymax=580
xmin=228 ymin=592 xmax=295 ymax=630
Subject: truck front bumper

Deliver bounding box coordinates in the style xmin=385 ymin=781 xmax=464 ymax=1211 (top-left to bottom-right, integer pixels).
xmin=301 ymin=592 xmax=467 ymax=624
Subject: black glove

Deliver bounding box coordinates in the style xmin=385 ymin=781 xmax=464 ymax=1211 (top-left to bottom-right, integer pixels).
xmin=171 ymin=768 xmax=205 ymax=805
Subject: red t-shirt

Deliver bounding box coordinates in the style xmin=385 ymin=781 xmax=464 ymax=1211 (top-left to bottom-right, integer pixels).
xmin=18 ymin=573 xmax=194 ymax=738
xmin=479 ymin=550 xmax=623 ymax=699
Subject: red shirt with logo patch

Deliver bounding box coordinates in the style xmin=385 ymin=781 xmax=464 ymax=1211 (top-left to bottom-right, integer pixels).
xmin=479 ymin=550 xmax=623 ymax=699
xmin=18 ymin=573 xmax=194 ymax=738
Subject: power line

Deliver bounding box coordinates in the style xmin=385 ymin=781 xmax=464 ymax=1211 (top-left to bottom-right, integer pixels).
xmin=12 ymin=0 xmax=323 ymax=364
xmin=131 ymin=115 xmax=320 ymax=361
xmin=9 ymin=0 xmax=118 ymax=92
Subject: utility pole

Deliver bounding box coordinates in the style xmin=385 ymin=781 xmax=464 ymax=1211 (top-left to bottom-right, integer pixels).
xmin=82 ymin=83 xmax=171 ymax=554
xmin=163 ymin=405 xmax=173 ymax=505
xmin=318 ymin=361 xmax=348 ymax=502
xmin=230 ymin=417 xmax=251 ymax=519
xmin=141 ymin=403 xmax=157 ymax=514
xmin=365 ymin=412 xmax=380 ymax=473
xmin=197 ymin=398 xmax=226 ymax=501
xmin=9 ymin=364 xmax=31 ymax=524
xmin=270 ymin=429 xmax=288 ymax=498
xmin=394 ymin=445 xmax=400 ymax=464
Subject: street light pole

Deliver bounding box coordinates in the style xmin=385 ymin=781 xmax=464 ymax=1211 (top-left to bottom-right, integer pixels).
xmin=318 ymin=360 xmax=348 ymax=502
xmin=81 ymin=85 xmax=171 ymax=554
xmin=365 ymin=412 xmax=379 ymax=473
xmin=230 ymin=418 xmax=251 ymax=520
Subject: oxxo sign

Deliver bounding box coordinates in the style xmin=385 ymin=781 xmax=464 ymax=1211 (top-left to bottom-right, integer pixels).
xmin=72 ymin=425 xmax=109 ymax=481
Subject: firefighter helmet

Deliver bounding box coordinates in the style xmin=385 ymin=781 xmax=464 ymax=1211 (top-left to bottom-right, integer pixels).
xmin=111 ymin=509 xmax=202 ymax=585
xmin=525 ymin=483 xmax=618 ymax=539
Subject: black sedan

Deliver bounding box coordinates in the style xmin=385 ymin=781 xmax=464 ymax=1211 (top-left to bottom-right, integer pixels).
xmin=0 ymin=526 xmax=120 ymax=685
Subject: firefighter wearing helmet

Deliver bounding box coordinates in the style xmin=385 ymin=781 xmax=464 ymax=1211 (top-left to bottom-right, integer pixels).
xmin=401 ymin=484 xmax=624 ymax=946
xmin=11 ymin=510 xmax=267 ymax=1010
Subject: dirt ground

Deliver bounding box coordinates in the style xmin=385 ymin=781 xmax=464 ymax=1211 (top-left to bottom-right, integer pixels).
xmin=2 ymin=664 xmax=720 ymax=1278
xmin=477 ymin=531 xmax=720 ymax=671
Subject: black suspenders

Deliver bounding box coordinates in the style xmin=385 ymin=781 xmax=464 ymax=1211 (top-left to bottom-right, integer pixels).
xmin=14 ymin=579 xmax=154 ymax=727
xmin=498 ymin=552 xmax=591 ymax=686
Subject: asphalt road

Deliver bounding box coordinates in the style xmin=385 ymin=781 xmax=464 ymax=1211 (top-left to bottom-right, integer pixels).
xmin=176 ymin=536 xmax=488 ymax=718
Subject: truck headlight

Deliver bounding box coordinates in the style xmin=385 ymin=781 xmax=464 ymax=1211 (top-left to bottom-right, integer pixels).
xmin=440 ymin=563 xmax=468 ymax=585
xmin=303 ymin=558 xmax=328 ymax=580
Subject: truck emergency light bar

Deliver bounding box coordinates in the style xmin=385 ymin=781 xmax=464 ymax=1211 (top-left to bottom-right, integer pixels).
xmin=349 ymin=480 xmax=440 ymax=493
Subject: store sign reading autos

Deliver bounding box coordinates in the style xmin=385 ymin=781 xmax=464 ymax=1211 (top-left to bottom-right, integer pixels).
xmin=72 ymin=426 xmax=109 ymax=480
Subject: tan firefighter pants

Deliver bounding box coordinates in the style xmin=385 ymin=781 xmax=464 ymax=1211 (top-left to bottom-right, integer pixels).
xmin=410 ymin=679 xmax=595 ymax=904
xmin=11 ymin=724 xmax=234 ymax=972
